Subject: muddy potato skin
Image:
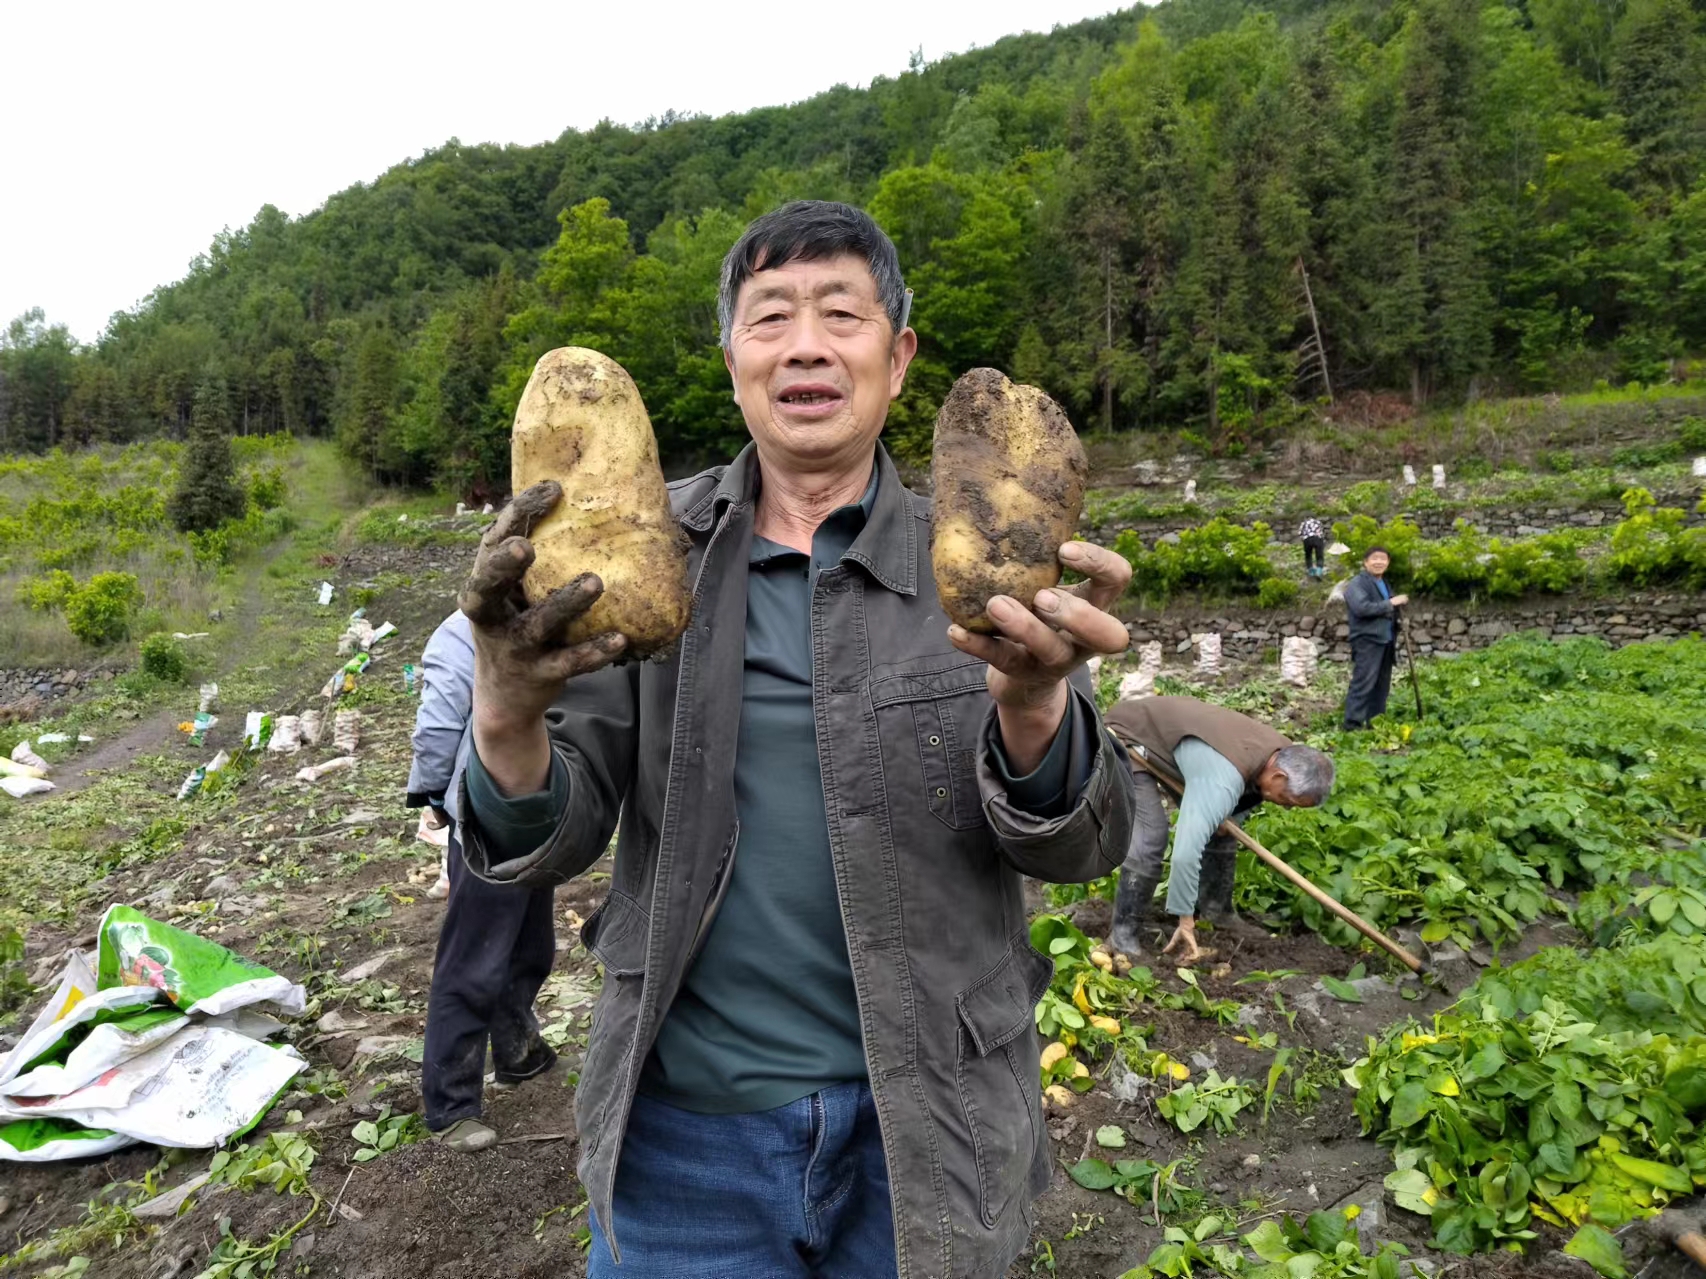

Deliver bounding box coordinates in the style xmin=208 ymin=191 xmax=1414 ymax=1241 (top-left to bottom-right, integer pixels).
xmin=511 ymin=347 xmax=691 ymax=656
xmin=929 ymin=367 xmax=1089 ymax=634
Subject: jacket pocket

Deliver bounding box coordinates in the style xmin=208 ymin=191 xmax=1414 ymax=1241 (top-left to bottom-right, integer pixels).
xmin=575 ymin=890 xmax=650 ymax=1157
xmin=871 ymin=659 xmax=988 ymax=831
xmin=953 ymin=935 xmax=1053 ymax=1228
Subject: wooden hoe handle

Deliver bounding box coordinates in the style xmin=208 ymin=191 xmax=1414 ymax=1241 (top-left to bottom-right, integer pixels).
xmin=1123 ymin=747 xmax=1428 ymax=975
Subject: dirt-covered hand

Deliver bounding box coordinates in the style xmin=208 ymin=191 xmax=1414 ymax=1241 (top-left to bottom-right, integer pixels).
xmin=459 ymin=480 xmax=627 ymax=729
xmin=1389 ymin=594 xmax=1409 ymax=608
xmin=945 ymin=539 xmax=1132 ymax=713
xmin=1162 ymin=918 xmax=1208 ymax=966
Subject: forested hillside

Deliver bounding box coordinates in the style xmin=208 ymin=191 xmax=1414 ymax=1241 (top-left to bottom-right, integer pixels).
xmin=4 ymin=0 xmax=1705 ymax=491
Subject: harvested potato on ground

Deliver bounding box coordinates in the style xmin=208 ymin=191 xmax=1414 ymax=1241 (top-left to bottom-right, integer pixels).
xmin=511 ymin=347 xmax=691 ymax=656
xmin=929 ymin=368 xmax=1088 ymax=633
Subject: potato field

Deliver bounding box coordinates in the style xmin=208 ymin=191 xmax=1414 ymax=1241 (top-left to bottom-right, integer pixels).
xmin=0 ymin=433 xmax=1703 ymax=1279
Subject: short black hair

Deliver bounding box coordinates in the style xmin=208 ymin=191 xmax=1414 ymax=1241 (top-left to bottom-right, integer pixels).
xmin=717 ymin=201 xmax=906 ymax=346
xmin=1363 ymin=545 xmax=1391 ymax=559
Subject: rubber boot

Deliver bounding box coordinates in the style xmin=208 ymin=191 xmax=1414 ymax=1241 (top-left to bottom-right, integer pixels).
xmin=1108 ymin=868 xmax=1162 ymax=960
xmin=1196 ymin=850 xmax=1269 ymax=945
xmin=492 ymin=1038 xmax=556 ymax=1088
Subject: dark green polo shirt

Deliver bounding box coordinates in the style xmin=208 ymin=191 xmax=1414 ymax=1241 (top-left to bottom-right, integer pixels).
xmin=465 ymin=464 xmax=1081 ymax=1114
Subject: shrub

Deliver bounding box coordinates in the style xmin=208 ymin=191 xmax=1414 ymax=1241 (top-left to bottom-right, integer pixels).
xmin=247 ymin=464 xmax=288 ymax=511
xmin=1255 ymin=576 xmax=1299 ymax=609
xmin=1680 ymin=416 xmax=1706 ymax=453
xmin=1605 ymin=502 xmax=1706 ymax=589
xmin=1119 ymin=518 xmax=1274 ymax=597
xmin=1612 ymin=440 xmax=1684 ymax=468
xmin=1331 ymin=515 xmax=1424 ymax=588
xmin=15 ymin=569 xmax=77 ymax=612
xmin=1411 ymin=523 xmax=1590 ymax=600
xmin=139 ymin=633 xmax=189 ymax=683
xmin=64 ymin=572 xmax=144 ymax=646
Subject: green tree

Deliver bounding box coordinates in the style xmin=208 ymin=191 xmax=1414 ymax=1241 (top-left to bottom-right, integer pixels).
xmin=168 ymin=373 xmax=249 ymax=533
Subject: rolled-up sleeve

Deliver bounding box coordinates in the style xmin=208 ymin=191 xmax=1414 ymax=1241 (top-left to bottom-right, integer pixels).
xmin=976 ymin=672 xmax=1134 ymax=883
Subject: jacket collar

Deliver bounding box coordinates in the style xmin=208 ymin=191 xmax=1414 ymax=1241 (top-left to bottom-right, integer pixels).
xmin=680 ymin=440 xmax=918 ymax=596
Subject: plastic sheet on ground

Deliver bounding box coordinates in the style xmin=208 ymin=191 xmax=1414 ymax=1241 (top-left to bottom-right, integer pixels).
xmin=1280 ymin=636 xmax=1319 ymax=688
xmin=1 ymin=777 xmax=53 ymax=798
xmin=0 ymin=907 xmax=305 ymax=1160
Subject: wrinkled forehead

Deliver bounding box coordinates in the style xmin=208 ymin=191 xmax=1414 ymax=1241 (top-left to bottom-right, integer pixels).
xmin=735 ymin=252 xmax=881 ymax=309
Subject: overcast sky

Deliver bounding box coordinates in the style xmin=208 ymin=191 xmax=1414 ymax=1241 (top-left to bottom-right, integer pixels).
xmin=3 ymin=0 xmax=1121 ymax=345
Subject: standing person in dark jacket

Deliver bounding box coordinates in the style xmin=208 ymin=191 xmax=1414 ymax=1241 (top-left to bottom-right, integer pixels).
xmin=1298 ymin=517 xmax=1328 ymax=579
xmin=1342 ymin=547 xmax=1409 ymax=730
xmin=453 ymin=201 xmax=1137 ymax=1276
xmin=407 ymin=609 xmax=557 ymax=1154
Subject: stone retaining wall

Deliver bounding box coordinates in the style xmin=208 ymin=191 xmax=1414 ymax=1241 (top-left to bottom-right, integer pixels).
xmin=1127 ymin=595 xmax=1706 ymax=666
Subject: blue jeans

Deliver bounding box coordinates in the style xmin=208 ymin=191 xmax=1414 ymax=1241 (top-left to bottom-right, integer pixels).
xmin=588 ymin=1080 xmax=895 ymax=1278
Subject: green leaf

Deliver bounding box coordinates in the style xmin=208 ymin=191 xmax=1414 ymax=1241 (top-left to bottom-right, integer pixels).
xmin=1682 ymin=895 xmax=1706 ymax=928
xmin=1095 ymin=1125 xmax=1127 ymax=1149
xmin=1384 ymin=1167 xmax=1438 ymax=1216
xmin=1538 ymin=1140 xmax=1578 ymax=1176
xmin=1564 ymin=1224 xmax=1627 ymax=1279
xmin=352 ymin=1147 xmax=380 ymax=1162
xmin=1069 ymin=1159 xmax=1119 ymax=1190
xmin=1243 ymin=1219 xmax=1294 ymax=1263
xmin=1650 ymin=894 xmax=1678 ymax=925
xmin=1389 ymin=1082 xmax=1433 ymax=1128
xmin=351 ymin=1120 xmax=379 ymax=1147
xmin=1302 ymin=1209 xmax=1351 ymax=1252
xmin=1420 ymin=920 xmax=1452 ymax=943
xmin=1462 ymin=1042 xmax=1507 ymax=1081
xmin=1049 ymin=937 xmax=1078 ymax=955
xmin=1609 ymin=1152 xmax=1691 ymax=1193
xmin=1321 ymin=975 xmax=1363 ymax=1003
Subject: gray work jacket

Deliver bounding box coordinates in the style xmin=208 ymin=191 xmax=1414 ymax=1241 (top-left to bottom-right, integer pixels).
xmin=458 ymin=442 xmax=1136 ymax=1277
xmin=1344 ymin=570 xmax=1398 ymax=643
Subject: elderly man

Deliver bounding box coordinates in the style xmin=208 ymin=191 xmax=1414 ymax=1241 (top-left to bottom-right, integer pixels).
xmin=454 ymin=201 xmax=1137 ymax=1278
xmin=1102 ymin=697 xmax=1335 ymax=965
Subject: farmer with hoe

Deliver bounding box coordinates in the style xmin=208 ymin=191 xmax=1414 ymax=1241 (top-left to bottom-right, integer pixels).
xmin=1103 ymin=696 xmax=1336 ymax=965
xmin=1343 ymin=546 xmax=1409 ymax=730
xmin=452 ymin=202 xmax=1138 ymax=1277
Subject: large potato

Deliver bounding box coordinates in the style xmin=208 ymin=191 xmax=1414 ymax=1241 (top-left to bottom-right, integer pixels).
xmin=929 ymin=368 xmax=1088 ymax=634
xmin=512 ymin=347 xmax=691 ymax=656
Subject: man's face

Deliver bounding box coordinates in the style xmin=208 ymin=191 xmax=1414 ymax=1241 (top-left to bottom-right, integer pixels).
xmin=723 ymin=253 xmax=916 ymax=471
xmin=1364 ymin=551 xmax=1391 ymax=577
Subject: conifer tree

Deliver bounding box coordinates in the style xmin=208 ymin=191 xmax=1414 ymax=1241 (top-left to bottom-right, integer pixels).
xmin=168 ymin=372 xmax=248 ymax=533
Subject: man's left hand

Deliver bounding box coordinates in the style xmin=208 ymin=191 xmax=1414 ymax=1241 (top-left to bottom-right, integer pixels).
xmin=947 ymin=540 xmax=1132 ymax=772
xmin=948 ymin=541 xmax=1131 ymax=707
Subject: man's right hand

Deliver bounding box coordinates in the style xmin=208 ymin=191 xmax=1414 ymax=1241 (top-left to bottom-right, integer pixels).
xmin=1389 ymin=594 xmax=1409 ymax=608
xmin=459 ymin=481 xmax=627 ymax=794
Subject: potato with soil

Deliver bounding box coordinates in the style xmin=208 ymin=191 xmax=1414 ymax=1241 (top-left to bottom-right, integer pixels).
xmin=511 ymin=347 xmax=691 ymax=657
xmin=929 ymin=368 xmax=1089 ymax=633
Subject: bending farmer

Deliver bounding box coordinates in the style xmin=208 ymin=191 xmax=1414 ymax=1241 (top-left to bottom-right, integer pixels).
xmin=1103 ymin=696 xmax=1334 ymax=965
xmin=407 ymin=609 xmax=558 ymax=1154
xmin=454 ymin=202 xmax=1137 ymax=1277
